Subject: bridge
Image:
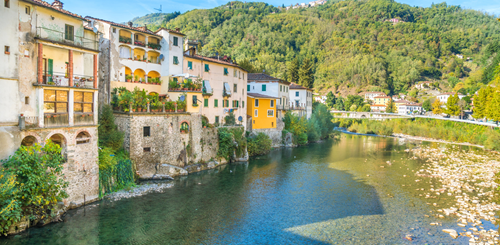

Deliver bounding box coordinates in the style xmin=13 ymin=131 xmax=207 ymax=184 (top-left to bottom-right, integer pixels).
xmin=331 ymin=111 xmax=500 ymax=128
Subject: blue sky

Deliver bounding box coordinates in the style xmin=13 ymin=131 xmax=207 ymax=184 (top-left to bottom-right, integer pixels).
xmin=65 ymin=0 xmax=499 ymax=23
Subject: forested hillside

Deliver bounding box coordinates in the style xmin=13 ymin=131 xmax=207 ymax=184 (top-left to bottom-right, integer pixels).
xmin=133 ymin=0 xmax=500 ymax=95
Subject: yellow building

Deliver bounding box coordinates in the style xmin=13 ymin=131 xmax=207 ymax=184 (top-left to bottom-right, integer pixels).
xmin=247 ymin=93 xmax=277 ymax=130
xmin=373 ymin=96 xmax=391 ymax=105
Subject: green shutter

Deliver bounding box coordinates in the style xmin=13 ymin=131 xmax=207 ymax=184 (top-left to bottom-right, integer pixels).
xmin=242 ymin=101 xmax=245 ymax=108
xmin=214 ymin=99 xmax=218 ymax=107
xmin=262 ymin=84 xmax=266 ymax=91
xmin=188 ymin=61 xmax=192 ymax=69
xmin=236 ymin=100 xmax=239 ymax=107
xmin=247 ymin=85 xmax=250 ymax=91
xmin=204 ymin=98 xmax=208 ymax=107
xmin=205 ymin=64 xmax=209 ymax=72
xmin=48 ymin=59 xmax=53 ymax=83
xmin=193 ymin=95 xmax=197 ymax=105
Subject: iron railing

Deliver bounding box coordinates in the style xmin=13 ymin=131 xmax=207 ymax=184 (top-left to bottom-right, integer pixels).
xmin=36 ymin=27 xmax=98 ymax=50
xmin=74 ymin=113 xmax=94 ymax=125
xmin=41 ymin=72 xmax=94 ymax=88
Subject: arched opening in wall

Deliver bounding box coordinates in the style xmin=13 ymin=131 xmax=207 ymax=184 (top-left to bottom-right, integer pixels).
xmin=147 ymin=51 xmax=161 ymax=64
xmin=201 ymin=116 xmax=209 ymax=127
xmin=119 ymin=30 xmax=132 ymax=44
xmin=119 ymin=45 xmax=131 ymax=59
xmin=21 ymin=136 xmax=37 ymax=147
xmin=148 ymin=36 xmax=160 ymax=50
xmin=48 ymin=134 xmax=67 ymax=157
xmin=133 ymin=33 xmax=146 ymax=47
xmin=147 ymin=70 xmax=160 ymax=84
xmin=76 ymin=131 xmax=91 ymax=145
xmin=133 ymin=69 xmax=146 ymax=83
xmin=180 ymin=122 xmax=189 ymax=134
xmin=133 ymin=47 xmax=146 ymax=61
xmin=122 ymin=66 xmax=132 ymax=82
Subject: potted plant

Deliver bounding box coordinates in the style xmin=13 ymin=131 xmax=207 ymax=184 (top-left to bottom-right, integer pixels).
xmin=126 ymin=75 xmax=132 ymax=83
xmin=134 ymin=75 xmax=139 ymax=83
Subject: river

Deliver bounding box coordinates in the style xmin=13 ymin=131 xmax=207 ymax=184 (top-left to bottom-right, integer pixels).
xmin=2 ymin=135 xmax=497 ymax=244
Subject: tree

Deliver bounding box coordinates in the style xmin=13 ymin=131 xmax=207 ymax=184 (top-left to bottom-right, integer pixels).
xmin=386 ymin=99 xmax=396 ymax=113
xmin=423 ymin=98 xmax=432 ymax=111
xmin=473 ymin=86 xmax=493 ymax=119
xmin=334 ymin=96 xmax=345 ymax=111
xmin=361 ymin=104 xmax=371 ymax=112
xmin=98 ymin=105 xmax=124 ymax=151
xmin=445 ymin=93 xmax=461 ymax=116
xmin=432 ymin=100 xmax=444 ymax=114
xmin=325 ymin=91 xmax=336 ymax=108
xmin=486 ymin=90 xmax=500 ymax=122
xmin=344 ymin=95 xmax=364 ymax=112
xmin=298 ymin=58 xmax=314 ymax=88
xmin=287 ymin=58 xmax=299 ymax=84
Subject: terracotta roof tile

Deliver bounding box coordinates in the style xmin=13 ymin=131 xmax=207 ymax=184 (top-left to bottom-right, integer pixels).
xmin=289 ymin=83 xmax=312 ymax=90
xmin=184 ymin=53 xmax=246 ymax=71
xmin=24 ymin=0 xmax=85 ymax=20
xmin=247 ymin=93 xmax=279 ymax=99
xmin=85 ymin=16 xmax=161 ymax=36
xmin=154 ymin=28 xmax=186 ymax=36
xmin=247 ymin=73 xmax=290 ymax=84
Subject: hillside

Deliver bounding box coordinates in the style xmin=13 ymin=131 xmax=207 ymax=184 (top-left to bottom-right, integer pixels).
xmin=132 ymin=0 xmax=500 ymax=95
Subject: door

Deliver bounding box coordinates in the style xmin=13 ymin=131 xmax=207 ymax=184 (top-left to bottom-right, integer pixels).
xmin=48 ymin=59 xmax=53 ymax=83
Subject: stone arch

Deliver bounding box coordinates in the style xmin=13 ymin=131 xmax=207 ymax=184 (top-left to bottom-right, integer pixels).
xmin=75 ymin=130 xmax=91 ymax=145
xmin=361 ymin=114 xmax=367 ymax=118
xmin=180 ymin=120 xmax=190 ymax=134
xmin=21 ymin=132 xmax=42 ymax=146
xmin=21 ymin=135 xmax=38 ymax=147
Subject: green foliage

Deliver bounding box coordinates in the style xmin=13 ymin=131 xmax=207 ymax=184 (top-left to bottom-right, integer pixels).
xmin=137 ymin=0 xmax=500 ymax=94
xmin=98 ymin=105 xmax=124 ymax=151
xmin=0 ymin=141 xmax=68 ymax=235
xmin=344 ymin=95 xmax=364 ymax=112
xmin=325 ymin=91 xmax=336 ymax=108
xmin=298 ymin=58 xmax=314 ymax=88
xmin=386 ymin=99 xmax=396 ymax=113
xmin=217 ymin=127 xmax=247 ymax=161
xmin=284 ymin=103 xmax=335 ymax=145
xmin=224 ymin=112 xmax=236 ymax=126
xmin=423 ymin=99 xmax=432 ymax=112
xmin=247 ymin=133 xmax=272 ymax=156
xmin=445 ymin=93 xmax=461 ymax=116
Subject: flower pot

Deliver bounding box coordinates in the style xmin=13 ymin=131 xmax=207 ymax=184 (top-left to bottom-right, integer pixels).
xmin=126 ymin=79 xmax=131 ymax=82
xmin=203 ymin=126 xmax=206 ymax=128
xmin=132 ymin=109 xmax=136 ymax=112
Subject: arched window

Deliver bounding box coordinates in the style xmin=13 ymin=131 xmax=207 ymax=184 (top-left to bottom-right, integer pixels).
xmin=76 ymin=131 xmax=91 ymax=145
xmin=180 ymin=122 xmax=189 ymax=134
xmin=49 ymin=134 xmax=65 ymax=147
xmin=21 ymin=136 xmax=37 ymax=147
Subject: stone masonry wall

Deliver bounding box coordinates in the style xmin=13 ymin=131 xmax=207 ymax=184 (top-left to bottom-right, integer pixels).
xmin=250 ymin=118 xmax=285 ymax=147
xmin=115 ymin=113 xmax=219 ymax=179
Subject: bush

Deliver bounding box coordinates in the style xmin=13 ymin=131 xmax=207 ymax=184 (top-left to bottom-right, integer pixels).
xmin=217 ymin=127 xmax=247 ymax=161
xmin=98 ymin=105 xmax=124 ymax=151
xmin=247 ymin=133 xmax=272 ymax=156
xmin=0 ymin=141 xmax=68 ymax=235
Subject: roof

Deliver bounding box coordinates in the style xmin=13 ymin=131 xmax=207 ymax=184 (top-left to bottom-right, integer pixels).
xmin=247 ymin=93 xmax=279 ymax=99
xmin=22 ymin=0 xmax=85 ymax=20
xmin=370 ymin=104 xmax=387 ymax=107
xmin=394 ymin=99 xmax=412 ymax=104
xmin=438 ymin=92 xmax=464 ymax=96
xmin=401 ymin=103 xmax=422 ymax=106
xmin=154 ymin=28 xmax=186 ymax=36
xmin=247 ymin=73 xmax=290 ymax=85
xmin=86 ymin=16 xmax=161 ymax=37
xmin=374 ymin=96 xmax=391 ymax=99
xmin=361 ymin=91 xmax=386 ymax=95
xmin=184 ymin=53 xmax=247 ymax=71
xmin=289 ymin=83 xmax=312 ymax=91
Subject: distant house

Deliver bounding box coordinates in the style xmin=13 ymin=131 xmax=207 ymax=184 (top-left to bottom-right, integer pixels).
xmin=370 ymin=104 xmax=387 ymax=112
xmin=415 ymin=81 xmax=433 ymax=90
xmin=394 ymin=99 xmax=413 ymax=107
xmin=456 ymin=54 xmax=464 ymax=59
xmin=437 ymin=92 xmax=465 ymax=103
xmin=387 ymin=18 xmax=404 ymax=24
xmin=398 ymin=103 xmax=423 ymax=115
xmin=314 ymin=94 xmax=327 ymax=104
xmin=360 ymin=91 xmax=386 ymax=102
xmin=373 ymin=96 xmax=391 ymax=106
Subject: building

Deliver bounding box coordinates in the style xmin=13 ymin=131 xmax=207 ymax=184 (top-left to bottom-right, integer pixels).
xmin=370 ymin=104 xmax=387 ymax=112
xmin=361 ymin=91 xmax=386 ymax=102
xmin=398 ymin=103 xmax=423 ymax=115
xmin=86 ymin=17 xmax=187 ymax=104
xmin=247 ymin=93 xmax=277 ymax=130
xmin=437 ymin=92 xmax=465 ymax=103
xmin=415 ymin=81 xmax=433 ymax=90
xmin=314 ymin=94 xmax=327 ymax=104
xmin=183 ymin=43 xmax=248 ymax=127
xmin=394 ymin=99 xmax=413 ymax=107
xmin=289 ymin=83 xmax=313 ymax=119
xmin=373 ymin=96 xmax=391 ymax=106
xmin=0 ymin=0 xmax=100 ymax=207
xmin=247 ymin=73 xmax=290 ymax=118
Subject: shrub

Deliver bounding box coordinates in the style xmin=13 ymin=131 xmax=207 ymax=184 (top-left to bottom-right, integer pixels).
xmin=247 ymin=133 xmax=272 ymax=156
xmin=217 ymin=127 xmax=247 ymax=161
xmin=98 ymin=105 xmax=124 ymax=151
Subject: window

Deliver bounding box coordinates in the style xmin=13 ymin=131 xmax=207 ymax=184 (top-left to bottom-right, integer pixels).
xmin=4 ymin=0 xmax=9 ymax=8
xmin=262 ymin=84 xmax=266 ymax=91
xmin=214 ymin=99 xmax=218 ymax=108
xmin=267 ymin=110 xmax=274 ymax=117
xmin=65 ymin=24 xmax=74 ymax=41
xmin=25 ymin=5 xmax=30 ymax=14
xmin=270 ymin=100 xmax=274 ymax=108
xmin=247 ymin=85 xmax=250 ymax=91
xmin=243 ymin=73 xmax=245 ymax=80
xmin=173 ymin=36 xmax=178 ymax=46
xmin=233 ymin=84 xmax=237 ymax=92
xmin=242 ymin=101 xmax=245 ymax=108
xmin=204 ymin=98 xmax=208 ymax=107
xmin=4 ymin=46 xmax=10 ymax=54
xmin=143 ymin=126 xmax=150 ymax=137
xmin=280 ymin=85 xmax=282 ymax=92
xmin=224 ymin=67 xmax=229 ymax=76
xmin=254 ymin=109 xmax=258 ymax=117
xmin=112 ymin=28 xmax=116 ymax=33
xmin=225 ymin=100 xmax=229 ymax=107
xmin=215 ymin=116 xmax=219 ymax=124
xmin=295 ymin=91 xmax=299 ymax=97
xmin=286 ymin=87 xmax=288 ymax=92
xmin=239 ymin=71 xmax=241 ymax=79
xmin=75 ymin=132 xmax=90 ymax=144
xmin=44 ymin=90 xmax=68 ymax=114
xmin=173 ymin=56 xmax=179 ymax=65
xmin=255 ymin=99 xmax=259 ymax=107
xmin=234 ymin=70 xmax=237 ymax=77
xmin=192 ymin=95 xmax=198 ymax=106
xmin=188 ymin=61 xmax=193 ymax=70
xmin=143 ymin=147 xmax=151 ymax=152
xmin=74 ymin=92 xmax=93 ymax=114
xmin=173 ymin=77 xmax=178 ymax=83
xmin=204 ymin=64 xmax=210 ymax=72
xmin=25 ymin=96 xmax=29 ymax=105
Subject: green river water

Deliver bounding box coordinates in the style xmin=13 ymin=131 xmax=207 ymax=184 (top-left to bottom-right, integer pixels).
xmin=1 ymin=134 xmax=497 ymax=244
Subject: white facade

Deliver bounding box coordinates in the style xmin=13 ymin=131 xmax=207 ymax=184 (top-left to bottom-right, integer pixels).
xmin=314 ymin=95 xmax=327 ymax=104
xmin=247 ymin=82 xmax=289 ymax=109
xmin=398 ymin=104 xmax=423 ymax=115
xmin=370 ymin=105 xmax=386 ymax=112
xmin=362 ymin=92 xmax=386 ymax=102
xmin=437 ymin=93 xmax=465 ymax=103
xmin=289 ymin=85 xmax=313 ymax=119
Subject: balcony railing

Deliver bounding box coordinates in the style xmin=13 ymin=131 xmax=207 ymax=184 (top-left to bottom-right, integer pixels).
xmin=147 ymin=43 xmax=161 ymax=50
xmin=44 ymin=113 xmax=69 ymax=127
xmin=74 ymin=113 xmax=94 ymax=125
xmin=36 ymin=27 xmax=98 ymax=50
xmin=277 ymin=105 xmax=290 ymax=110
xmin=41 ymin=72 xmax=94 ymax=88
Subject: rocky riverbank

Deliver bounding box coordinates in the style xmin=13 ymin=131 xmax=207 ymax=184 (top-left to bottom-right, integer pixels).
xmin=408 ymin=146 xmax=500 ymax=244
xmin=104 ymin=183 xmax=174 ymax=202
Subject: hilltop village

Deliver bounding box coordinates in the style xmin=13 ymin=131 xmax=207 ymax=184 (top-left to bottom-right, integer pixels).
xmin=0 ymin=0 xmax=316 ymax=221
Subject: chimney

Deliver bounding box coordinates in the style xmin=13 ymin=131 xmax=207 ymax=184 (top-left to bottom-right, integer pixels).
xmin=175 ymin=28 xmax=180 ymax=32
xmin=144 ymin=24 xmax=148 ymax=31
xmin=128 ymin=22 xmax=133 ymax=27
xmin=52 ymin=0 xmax=63 ymax=10
xmin=185 ymin=39 xmax=198 ymax=56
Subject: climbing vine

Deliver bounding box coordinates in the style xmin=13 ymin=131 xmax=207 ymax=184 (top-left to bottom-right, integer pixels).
xmin=217 ymin=127 xmax=247 ymax=161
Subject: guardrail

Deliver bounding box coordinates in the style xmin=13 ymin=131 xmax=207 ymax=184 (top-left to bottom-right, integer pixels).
xmin=36 ymin=27 xmax=98 ymax=50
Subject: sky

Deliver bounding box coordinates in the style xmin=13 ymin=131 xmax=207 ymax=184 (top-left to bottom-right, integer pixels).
xmin=64 ymin=0 xmax=499 ymax=23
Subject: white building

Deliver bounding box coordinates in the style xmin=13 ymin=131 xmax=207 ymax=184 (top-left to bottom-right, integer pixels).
xmin=289 ymin=83 xmax=313 ymax=119
xmin=437 ymin=92 xmax=465 ymax=103
xmin=398 ymin=103 xmax=423 ymax=115
xmin=314 ymin=94 xmax=327 ymax=104
xmin=370 ymin=104 xmax=386 ymax=112
xmin=415 ymin=81 xmax=433 ymax=90
xmin=360 ymin=91 xmax=386 ymax=102
xmin=248 ymin=73 xmax=290 ymax=118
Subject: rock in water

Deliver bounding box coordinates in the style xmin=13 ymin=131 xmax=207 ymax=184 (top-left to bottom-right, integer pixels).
xmin=442 ymin=229 xmax=458 ymax=239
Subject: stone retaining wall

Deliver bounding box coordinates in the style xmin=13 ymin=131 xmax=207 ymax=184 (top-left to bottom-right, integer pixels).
xmin=249 ymin=118 xmax=286 ymax=147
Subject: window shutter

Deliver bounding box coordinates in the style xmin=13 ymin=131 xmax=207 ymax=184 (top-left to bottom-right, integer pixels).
xmin=204 ymin=98 xmax=208 ymax=107
xmin=262 ymin=84 xmax=266 ymax=91
xmin=247 ymin=85 xmax=250 ymax=91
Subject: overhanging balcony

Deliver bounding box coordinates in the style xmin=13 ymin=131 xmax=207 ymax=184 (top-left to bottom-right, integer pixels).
xmin=36 ymin=27 xmax=98 ymax=50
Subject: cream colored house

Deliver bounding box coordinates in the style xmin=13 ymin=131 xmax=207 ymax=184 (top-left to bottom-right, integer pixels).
xmin=182 ymin=42 xmax=247 ymax=127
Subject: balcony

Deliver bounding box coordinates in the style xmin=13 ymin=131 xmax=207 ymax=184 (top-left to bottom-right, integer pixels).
xmin=277 ymin=105 xmax=290 ymax=110
xmin=147 ymin=42 xmax=161 ymax=50
xmin=40 ymin=72 xmax=95 ymax=89
xmin=36 ymin=27 xmax=98 ymax=50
